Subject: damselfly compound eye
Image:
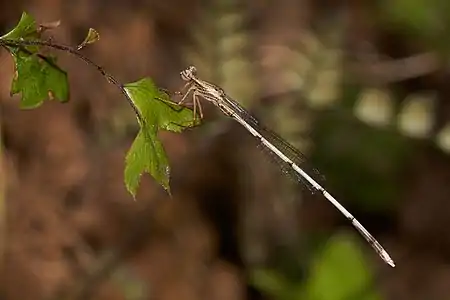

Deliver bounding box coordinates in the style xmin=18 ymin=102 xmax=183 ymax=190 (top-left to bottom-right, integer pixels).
xmin=180 ymin=66 xmax=197 ymax=81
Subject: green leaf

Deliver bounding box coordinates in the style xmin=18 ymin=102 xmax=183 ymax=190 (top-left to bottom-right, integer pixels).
xmin=303 ymin=234 xmax=380 ymax=300
xmin=9 ymin=51 xmax=69 ymax=108
xmin=1 ymin=12 xmax=39 ymax=40
xmin=1 ymin=12 xmax=69 ymax=107
xmin=124 ymin=78 xmax=197 ymax=197
xmin=124 ymin=130 xmax=170 ymax=198
xmin=77 ymin=28 xmax=100 ymax=50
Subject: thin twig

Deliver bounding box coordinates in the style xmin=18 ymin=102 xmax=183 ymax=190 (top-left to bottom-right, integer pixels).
xmin=348 ymin=52 xmax=440 ymax=84
xmin=0 ymin=38 xmax=144 ymax=124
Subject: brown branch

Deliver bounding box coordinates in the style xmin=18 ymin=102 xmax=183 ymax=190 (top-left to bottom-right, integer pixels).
xmin=0 ymin=38 xmax=144 ymax=124
xmin=348 ymin=52 xmax=440 ymax=84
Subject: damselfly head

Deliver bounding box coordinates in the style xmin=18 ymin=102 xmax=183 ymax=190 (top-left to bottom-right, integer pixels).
xmin=181 ymin=66 xmax=197 ymax=81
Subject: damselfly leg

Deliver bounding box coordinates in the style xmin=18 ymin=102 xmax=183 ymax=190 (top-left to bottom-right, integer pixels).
xmin=175 ymin=82 xmax=204 ymax=122
xmin=192 ymin=90 xmax=204 ymax=119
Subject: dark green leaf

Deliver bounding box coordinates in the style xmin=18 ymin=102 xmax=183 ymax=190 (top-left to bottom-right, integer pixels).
xmin=1 ymin=12 xmax=69 ymax=107
xmin=10 ymin=51 xmax=69 ymax=108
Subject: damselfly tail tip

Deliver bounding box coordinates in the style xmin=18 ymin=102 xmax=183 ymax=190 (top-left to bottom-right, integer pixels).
xmin=372 ymin=238 xmax=396 ymax=267
xmin=380 ymin=250 xmax=396 ymax=267
xmin=351 ymin=219 xmax=396 ymax=267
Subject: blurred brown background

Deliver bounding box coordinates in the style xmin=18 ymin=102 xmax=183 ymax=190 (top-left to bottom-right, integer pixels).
xmin=1 ymin=0 xmax=450 ymax=299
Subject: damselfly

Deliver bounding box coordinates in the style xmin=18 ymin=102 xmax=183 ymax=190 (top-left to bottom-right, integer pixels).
xmin=176 ymin=65 xmax=395 ymax=267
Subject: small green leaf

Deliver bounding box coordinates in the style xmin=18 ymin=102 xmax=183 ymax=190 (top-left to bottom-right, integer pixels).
xmin=303 ymin=233 xmax=380 ymax=300
xmin=9 ymin=51 xmax=69 ymax=108
xmin=77 ymin=28 xmax=100 ymax=50
xmin=1 ymin=12 xmax=39 ymax=40
xmin=124 ymin=78 xmax=197 ymax=197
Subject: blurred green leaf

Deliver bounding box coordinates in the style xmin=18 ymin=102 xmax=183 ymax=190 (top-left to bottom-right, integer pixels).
xmin=303 ymin=234 xmax=380 ymax=300
xmin=112 ymin=266 xmax=149 ymax=300
xmin=124 ymin=78 xmax=197 ymax=197
xmin=380 ymin=0 xmax=443 ymax=39
xmin=250 ymin=268 xmax=290 ymax=297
